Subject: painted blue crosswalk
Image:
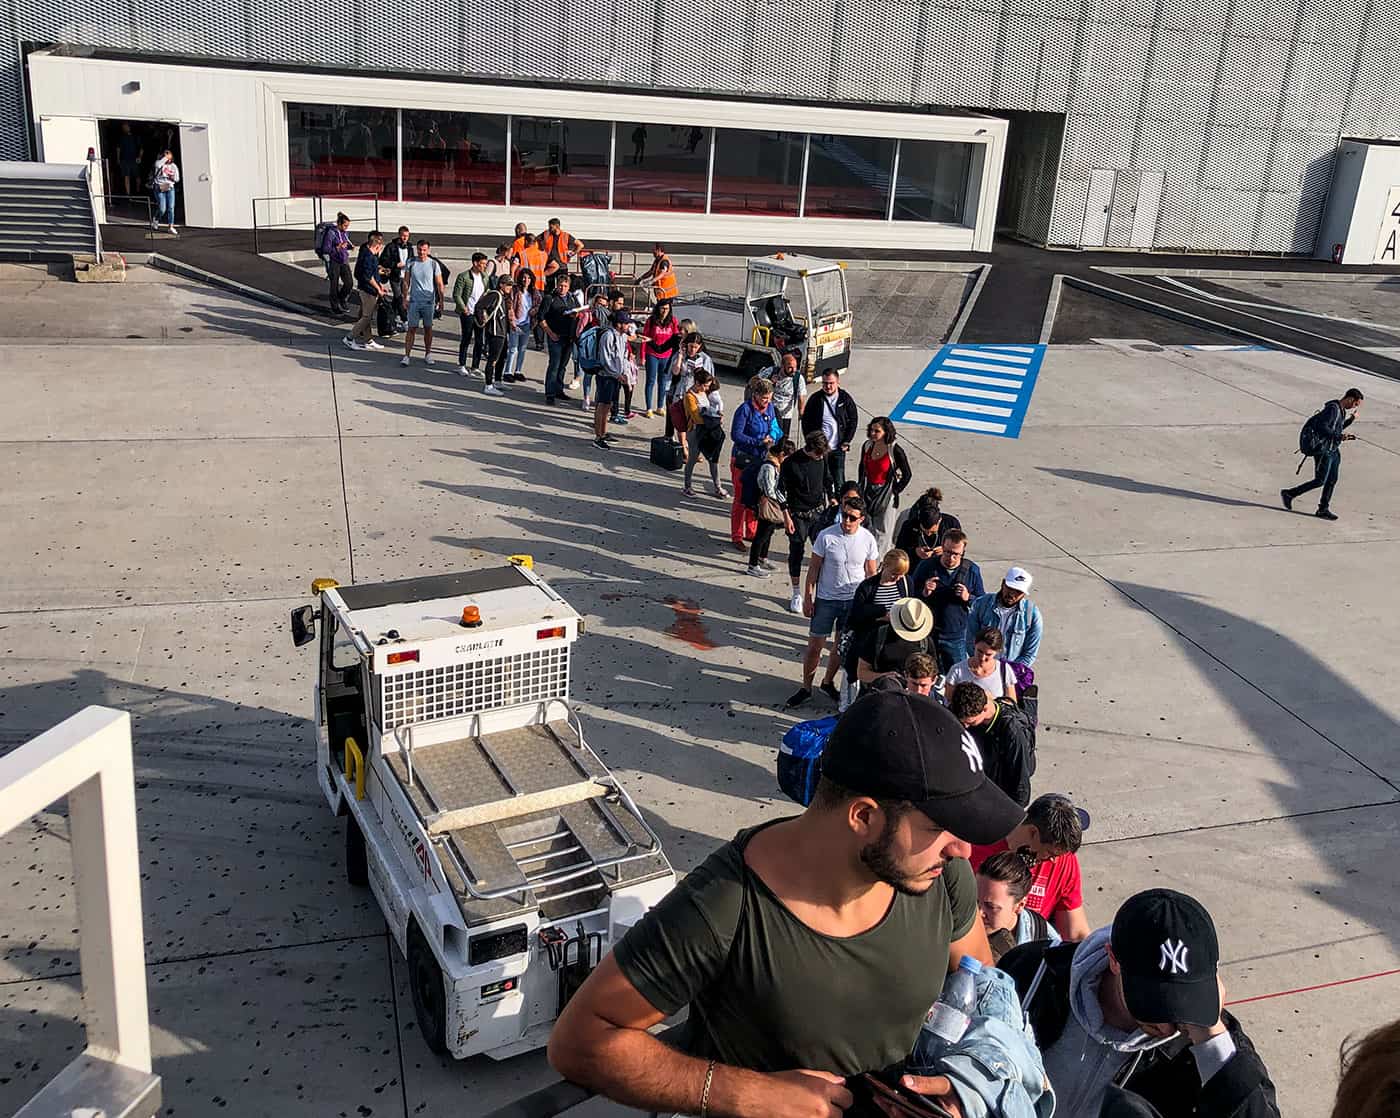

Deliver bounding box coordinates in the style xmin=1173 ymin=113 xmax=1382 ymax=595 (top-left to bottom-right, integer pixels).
xmin=889 ymin=344 xmax=1046 ymax=439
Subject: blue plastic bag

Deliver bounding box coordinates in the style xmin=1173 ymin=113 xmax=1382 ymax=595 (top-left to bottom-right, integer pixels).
xmin=777 ymin=715 xmax=838 ymax=805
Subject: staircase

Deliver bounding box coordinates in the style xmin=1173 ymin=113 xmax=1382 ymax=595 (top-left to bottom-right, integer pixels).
xmin=0 ymin=161 xmax=102 ymax=261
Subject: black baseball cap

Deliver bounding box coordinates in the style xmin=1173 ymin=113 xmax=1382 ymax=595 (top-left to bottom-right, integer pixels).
xmin=1111 ymin=889 xmax=1221 ymax=1027
xmin=820 ymin=690 xmax=1025 ymax=846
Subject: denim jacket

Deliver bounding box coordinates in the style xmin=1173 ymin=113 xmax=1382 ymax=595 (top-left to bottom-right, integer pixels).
xmin=908 ymin=967 xmax=1054 ymax=1118
xmin=966 ymin=594 xmax=1043 ymax=666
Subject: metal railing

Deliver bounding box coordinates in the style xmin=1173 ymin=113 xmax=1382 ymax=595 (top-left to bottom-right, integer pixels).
xmin=2 ymin=707 xmax=160 ymax=1118
xmin=251 ymin=193 xmax=381 ymax=255
xmin=100 ymin=192 xmax=156 ymax=231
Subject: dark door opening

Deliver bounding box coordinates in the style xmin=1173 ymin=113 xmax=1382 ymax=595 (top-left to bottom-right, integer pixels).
xmin=97 ymin=118 xmax=183 ymax=225
xmin=996 ymin=111 xmax=1065 ymax=245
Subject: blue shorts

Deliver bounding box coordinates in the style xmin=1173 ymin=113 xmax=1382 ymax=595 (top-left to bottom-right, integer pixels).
xmin=407 ymin=299 xmax=435 ymax=329
xmin=809 ymin=597 xmax=853 ymax=638
xmin=594 ymin=376 xmax=621 ymax=407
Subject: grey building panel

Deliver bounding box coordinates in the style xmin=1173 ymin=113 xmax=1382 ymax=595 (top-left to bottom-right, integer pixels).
xmin=6 ymin=0 xmax=1397 ymax=252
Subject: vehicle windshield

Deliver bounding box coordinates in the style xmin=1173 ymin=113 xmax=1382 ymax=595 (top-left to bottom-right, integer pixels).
xmin=805 ymin=269 xmax=847 ymax=320
xmin=331 ymin=620 xmax=360 ymax=670
xmin=745 ymin=269 xmax=787 ymax=310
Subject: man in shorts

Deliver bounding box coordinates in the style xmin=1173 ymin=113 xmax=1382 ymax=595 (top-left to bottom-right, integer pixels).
xmin=399 ymin=239 xmax=444 ymax=367
xmin=548 ymin=689 xmax=1025 ymax=1117
xmin=593 ymin=308 xmax=632 ymax=450
xmin=787 ymin=496 xmax=880 ymax=708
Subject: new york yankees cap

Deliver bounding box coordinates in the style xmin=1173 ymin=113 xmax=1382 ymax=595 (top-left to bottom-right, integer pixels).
xmin=820 ymin=690 xmax=1025 ymax=846
xmin=1112 ymin=889 xmax=1222 ymax=1027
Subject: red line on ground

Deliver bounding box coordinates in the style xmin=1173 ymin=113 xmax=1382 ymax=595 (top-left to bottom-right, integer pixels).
xmin=1225 ymin=968 xmax=1400 ymax=1007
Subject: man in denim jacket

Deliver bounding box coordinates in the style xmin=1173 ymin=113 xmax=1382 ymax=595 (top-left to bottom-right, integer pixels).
xmin=966 ymin=567 xmax=1042 ymax=668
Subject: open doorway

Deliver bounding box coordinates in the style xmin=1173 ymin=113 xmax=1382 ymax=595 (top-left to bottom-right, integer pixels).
xmin=97 ymin=118 xmax=182 ymax=225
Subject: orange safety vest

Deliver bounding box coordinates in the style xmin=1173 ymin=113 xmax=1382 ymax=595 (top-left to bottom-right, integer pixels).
xmin=517 ymin=244 xmax=547 ymax=289
xmin=653 ymin=254 xmax=679 ymax=300
xmin=542 ymin=229 xmax=579 ymax=266
xmin=510 ymin=233 xmax=531 ymax=258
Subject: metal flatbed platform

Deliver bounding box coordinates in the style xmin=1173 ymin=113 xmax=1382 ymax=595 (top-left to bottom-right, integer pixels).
xmin=385 ymin=720 xmax=669 ymax=927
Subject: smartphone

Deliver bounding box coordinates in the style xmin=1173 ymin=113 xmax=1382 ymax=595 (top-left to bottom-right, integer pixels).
xmin=848 ymin=1073 xmax=956 ymax=1118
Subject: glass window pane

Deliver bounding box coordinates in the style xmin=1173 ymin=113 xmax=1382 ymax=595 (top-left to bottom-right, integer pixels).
xmin=511 ymin=117 xmax=611 ymax=208
xmin=804 ymin=134 xmax=896 ymax=220
xmin=711 ymin=130 xmax=803 ymax=216
xmin=612 ymin=123 xmax=710 ymax=212
xmin=402 ymin=109 xmax=506 ymax=204
xmin=893 ymin=140 xmax=975 ymax=223
xmin=287 ymin=103 xmax=396 ymax=199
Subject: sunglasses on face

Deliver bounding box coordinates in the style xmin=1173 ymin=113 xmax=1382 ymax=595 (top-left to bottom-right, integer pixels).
xmin=842 ymin=513 xmax=861 ymax=523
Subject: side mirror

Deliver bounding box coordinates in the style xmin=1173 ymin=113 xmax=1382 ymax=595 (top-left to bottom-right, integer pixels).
xmin=290 ymin=605 xmax=317 ymax=648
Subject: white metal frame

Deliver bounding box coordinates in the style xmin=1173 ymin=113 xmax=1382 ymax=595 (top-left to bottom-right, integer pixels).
xmin=1 ymin=706 xmax=160 ymax=1118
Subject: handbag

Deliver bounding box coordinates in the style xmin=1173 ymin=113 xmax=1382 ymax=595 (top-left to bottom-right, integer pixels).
xmin=757 ymin=495 xmax=786 ymax=524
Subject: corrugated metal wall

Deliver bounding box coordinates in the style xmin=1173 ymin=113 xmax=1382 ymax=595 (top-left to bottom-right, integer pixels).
xmin=4 ymin=0 xmax=1398 ymax=252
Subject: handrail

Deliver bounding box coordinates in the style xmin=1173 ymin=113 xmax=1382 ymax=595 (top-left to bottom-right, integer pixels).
xmin=251 ymin=193 xmax=381 ymax=254
xmin=393 ymin=722 xmax=415 ymax=787
xmin=84 ymin=163 xmax=103 ymax=262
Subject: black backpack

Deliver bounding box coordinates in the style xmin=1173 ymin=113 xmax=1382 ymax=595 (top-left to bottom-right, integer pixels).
xmin=313 ymin=221 xmax=336 ymax=261
xmin=1298 ymin=408 xmax=1330 ymax=457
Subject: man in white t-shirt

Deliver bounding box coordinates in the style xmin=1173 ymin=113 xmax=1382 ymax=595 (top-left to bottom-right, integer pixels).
xmin=787 ymin=496 xmax=879 ymax=708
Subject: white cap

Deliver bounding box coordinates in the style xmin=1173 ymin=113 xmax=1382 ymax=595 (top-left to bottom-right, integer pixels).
xmin=1004 ymin=566 xmax=1033 ymax=592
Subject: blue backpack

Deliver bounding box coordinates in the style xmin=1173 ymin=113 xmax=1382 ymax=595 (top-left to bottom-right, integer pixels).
xmin=576 ymin=326 xmax=604 ymax=373
xmin=777 ymin=716 xmax=838 ymax=806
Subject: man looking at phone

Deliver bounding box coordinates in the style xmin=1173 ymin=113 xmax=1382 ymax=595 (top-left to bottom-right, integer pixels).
xmin=548 ymin=691 xmax=1025 ymax=1117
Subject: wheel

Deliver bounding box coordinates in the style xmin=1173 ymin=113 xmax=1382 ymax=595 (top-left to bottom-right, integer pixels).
xmin=407 ymin=924 xmax=449 ymax=1055
xmin=345 ymin=816 xmax=368 ymax=887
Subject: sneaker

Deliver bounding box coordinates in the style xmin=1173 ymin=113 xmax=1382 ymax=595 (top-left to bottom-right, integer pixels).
xmin=819 ymin=681 xmax=841 ymax=705
xmin=1280 ymin=489 xmax=1293 ymax=511
xmin=342 ymin=336 xmax=357 ymax=350
xmin=747 ymin=564 xmax=769 ymax=578
xmin=150 ymin=218 xmax=158 ymax=231
xmin=544 ymin=396 xmax=557 ymax=405
xmin=484 ymin=384 xmax=504 ymax=396
xmin=626 ymin=411 xmax=637 ymax=419
xmin=556 ymin=391 xmax=574 ymax=401
xmin=1316 ymin=508 xmax=1338 ymax=520
xmin=457 ymin=364 xmax=470 ymax=376
xmin=644 ymin=408 xmax=656 ymax=418
xmin=784 ymin=687 xmax=812 ymax=709
xmin=424 ymin=354 xmax=434 ymax=366
xmin=168 ymin=225 xmax=178 ymax=236
xmin=788 ymin=591 xmax=803 ymax=614
xmin=682 ymin=487 xmax=698 ymax=497
xmin=732 ymin=540 xmax=748 ymax=553
xmin=594 ymin=437 xmax=611 ymax=450
xmin=614 ymin=416 xmax=630 ymax=426
xmin=582 ymin=398 xmax=592 ymax=411
xmin=365 ymin=338 xmax=385 ymax=350
xmin=399 ymin=356 xmax=410 ymax=367
xmin=759 ymin=559 xmax=777 ymax=572
xmin=713 ymin=487 xmax=731 ymax=499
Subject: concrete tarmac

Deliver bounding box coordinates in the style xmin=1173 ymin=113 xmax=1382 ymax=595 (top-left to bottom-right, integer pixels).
xmin=1 ymin=271 xmax=1398 ymax=1117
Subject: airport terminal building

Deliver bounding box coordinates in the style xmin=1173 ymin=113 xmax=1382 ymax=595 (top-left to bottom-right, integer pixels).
xmin=5 ymin=0 xmax=1400 ymax=254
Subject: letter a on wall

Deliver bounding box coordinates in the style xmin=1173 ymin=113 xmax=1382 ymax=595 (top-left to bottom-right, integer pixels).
xmin=1374 ymin=186 xmax=1400 ymax=264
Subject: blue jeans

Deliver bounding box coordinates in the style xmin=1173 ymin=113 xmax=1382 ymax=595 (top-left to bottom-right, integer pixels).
xmin=582 ymin=370 xmax=595 ymax=401
xmin=1286 ymin=448 xmax=1341 ymax=510
xmin=645 ymin=352 xmax=673 ymax=411
xmin=154 ymin=188 xmax=176 ymax=225
xmin=545 ymin=335 xmax=573 ymax=398
xmin=506 ymin=329 xmax=529 ymax=375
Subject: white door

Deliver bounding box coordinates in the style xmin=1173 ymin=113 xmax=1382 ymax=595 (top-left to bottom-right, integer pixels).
xmin=1080 ymin=168 xmax=1115 ymax=247
xmin=1105 ymin=170 xmax=1142 ymax=247
xmin=39 ymin=115 xmax=104 ymax=224
xmin=1130 ymin=170 xmax=1165 ymax=248
xmin=1372 ymin=186 xmax=1400 ymax=263
xmin=179 ymin=122 xmax=214 ymax=228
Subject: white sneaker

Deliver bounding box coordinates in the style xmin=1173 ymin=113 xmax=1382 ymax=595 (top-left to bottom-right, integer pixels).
xmin=424 ymin=354 xmax=434 ymax=366
xmin=747 ymin=565 xmax=769 ymax=578
xmin=342 ymin=336 xmax=356 ymax=350
xmin=788 ymin=591 xmax=803 ymax=614
xmin=458 ymin=364 xmax=469 ymax=376
xmin=169 ymin=226 xmax=178 ymax=236
xmin=365 ymin=338 xmax=385 ymax=350
xmin=399 ymin=356 xmax=410 ymax=367
xmin=150 ymin=218 xmax=158 ymax=231
xmin=484 ymin=384 xmax=504 ymax=396
xmin=759 ymin=559 xmax=777 ymax=572
xmin=581 ymin=398 xmax=592 ymax=411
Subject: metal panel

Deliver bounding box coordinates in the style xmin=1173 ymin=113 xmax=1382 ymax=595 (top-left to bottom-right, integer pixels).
xmin=1080 ymin=167 xmax=1114 ymax=246
xmin=1104 ymin=169 xmax=1140 ymax=247
xmin=1129 ymin=169 xmax=1164 ymax=246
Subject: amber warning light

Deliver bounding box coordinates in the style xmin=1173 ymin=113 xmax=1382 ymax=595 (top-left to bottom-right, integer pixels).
xmin=386 ymin=650 xmax=419 ymax=665
xmin=537 ymin=626 xmax=566 ymax=641
xmin=460 ymin=605 xmax=483 ymax=628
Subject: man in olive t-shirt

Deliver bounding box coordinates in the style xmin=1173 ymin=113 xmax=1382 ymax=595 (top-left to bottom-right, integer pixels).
xmin=548 ymin=691 xmax=1026 ymax=1118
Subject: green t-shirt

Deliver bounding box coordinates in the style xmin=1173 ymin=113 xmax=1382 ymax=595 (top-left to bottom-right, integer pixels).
xmin=613 ymin=819 xmax=977 ymax=1076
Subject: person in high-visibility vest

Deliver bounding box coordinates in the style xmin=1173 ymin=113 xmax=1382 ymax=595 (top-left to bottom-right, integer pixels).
xmin=541 ymin=218 xmax=584 ymax=285
xmin=517 ymin=236 xmax=548 ymax=292
xmin=639 ymin=242 xmax=679 ymax=301
xmin=509 ymin=223 xmax=532 ymax=263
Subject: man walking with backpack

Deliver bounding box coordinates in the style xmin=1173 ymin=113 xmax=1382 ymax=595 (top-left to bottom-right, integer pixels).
xmin=1282 ymin=388 xmax=1364 ymax=521
xmin=320 ymin=212 xmax=353 ymax=316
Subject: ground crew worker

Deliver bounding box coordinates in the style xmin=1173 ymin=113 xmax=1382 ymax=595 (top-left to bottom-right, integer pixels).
xmin=509 ymin=222 xmax=531 ymax=262
xmin=639 ymin=243 xmax=679 ymax=302
xmin=517 ymin=235 xmax=548 ymax=294
xmin=541 ymin=217 xmax=583 ymax=285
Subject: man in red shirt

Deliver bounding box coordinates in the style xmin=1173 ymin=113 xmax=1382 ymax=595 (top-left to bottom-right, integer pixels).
xmin=970 ymin=792 xmax=1091 ymax=941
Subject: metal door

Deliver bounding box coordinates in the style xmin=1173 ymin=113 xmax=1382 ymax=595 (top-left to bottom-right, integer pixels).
xmin=178 ymin=122 xmax=214 ymax=228
xmin=39 ymin=116 xmax=105 ymax=223
xmin=1129 ymin=171 xmax=1165 ymax=248
xmin=1080 ymin=169 xmax=1115 ymax=247
xmin=1105 ymin=171 xmax=1142 ymax=247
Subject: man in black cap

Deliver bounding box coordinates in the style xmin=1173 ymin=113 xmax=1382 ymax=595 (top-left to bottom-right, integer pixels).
xmin=548 ymin=691 xmax=1025 ymax=1117
xmin=1000 ymin=889 xmax=1280 ymax=1118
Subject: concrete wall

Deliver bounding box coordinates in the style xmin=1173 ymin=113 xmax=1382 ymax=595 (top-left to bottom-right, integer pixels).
xmin=1314 ymin=140 xmax=1400 ymax=265
xmin=26 ymin=52 xmax=1007 ymax=250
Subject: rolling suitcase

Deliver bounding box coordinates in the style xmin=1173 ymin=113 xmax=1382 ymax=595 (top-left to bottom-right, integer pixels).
xmin=649 ymin=436 xmax=683 ymax=471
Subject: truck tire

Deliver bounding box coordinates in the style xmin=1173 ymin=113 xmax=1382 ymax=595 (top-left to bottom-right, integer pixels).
xmin=345 ymin=816 xmax=368 ymax=888
xmin=407 ymin=923 xmax=449 ymax=1055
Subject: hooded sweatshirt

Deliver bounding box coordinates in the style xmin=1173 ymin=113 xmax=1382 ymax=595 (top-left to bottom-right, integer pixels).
xmin=1040 ymin=928 xmax=1176 ymax=1117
